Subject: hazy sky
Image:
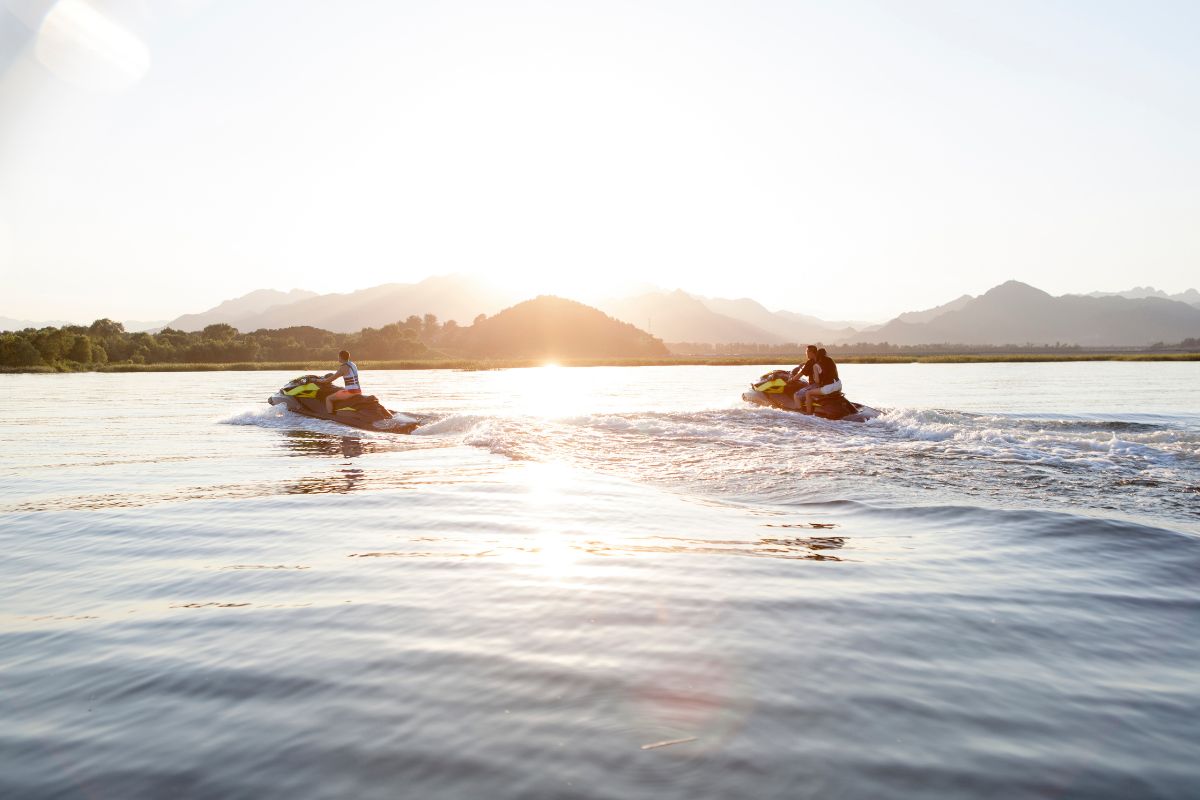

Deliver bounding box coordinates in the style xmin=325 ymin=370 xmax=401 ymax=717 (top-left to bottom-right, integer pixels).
xmin=1 ymin=0 xmax=1197 ymax=324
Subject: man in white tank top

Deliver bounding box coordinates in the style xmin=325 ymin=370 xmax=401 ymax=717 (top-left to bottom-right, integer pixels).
xmin=321 ymin=349 xmax=363 ymax=414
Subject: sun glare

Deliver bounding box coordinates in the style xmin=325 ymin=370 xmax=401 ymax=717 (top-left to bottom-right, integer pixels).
xmin=531 ymin=532 xmax=577 ymax=580
xmin=514 ymin=462 xmax=584 ymax=582
xmin=496 ymin=364 xmax=590 ymax=419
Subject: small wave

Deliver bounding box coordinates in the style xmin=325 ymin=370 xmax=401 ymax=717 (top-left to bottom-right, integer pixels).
xmin=221 ymin=405 xmax=423 ymax=437
xmin=878 ymin=408 xmax=963 ymax=442
xmin=219 ymin=406 xmax=289 ymax=426
xmin=566 ymin=410 xmax=821 ymax=449
xmin=374 ymin=413 xmax=420 ymax=432
xmin=875 ymin=407 xmax=1196 ymax=467
xmin=217 ymin=405 xmax=348 ymax=436
xmin=772 ymin=499 xmax=1198 ymax=542
xmin=413 ymin=414 xmax=489 ymax=436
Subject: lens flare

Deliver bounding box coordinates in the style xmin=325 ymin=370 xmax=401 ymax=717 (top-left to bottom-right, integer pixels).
xmin=35 ymin=0 xmax=149 ymax=92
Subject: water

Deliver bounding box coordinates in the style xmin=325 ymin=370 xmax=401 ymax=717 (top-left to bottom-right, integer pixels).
xmin=2 ymin=363 xmax=1198 ymax=799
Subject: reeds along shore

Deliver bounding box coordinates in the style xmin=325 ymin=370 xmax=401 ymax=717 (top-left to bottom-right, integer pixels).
xmin=3 ymin=352 xmax=1199 ymax=374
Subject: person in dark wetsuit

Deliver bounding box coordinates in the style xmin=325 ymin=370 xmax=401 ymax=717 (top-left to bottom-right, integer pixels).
xmin=318 ymin=350 xmax=362 ymax=414
xmin=791 ymin=346 xmax=842 ymax=414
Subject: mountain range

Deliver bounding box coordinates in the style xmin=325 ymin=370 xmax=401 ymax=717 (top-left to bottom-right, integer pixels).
xmin=1082 ymin=287 xmax=1200 ymax=306
xmin=165 ymin=289 xmax=319 ymax=332
xmin=601 ymin=292 xmax=860 ymax=345
xmin=163 ymin=278 xmax=880 ymax=344
xmin=9 ymin=278 xmax=1198 ymax=348
xmin=854 ymin=281 xmax=1200 ymax=347
xmin=164 ymin=277 xmax=516 ymax=334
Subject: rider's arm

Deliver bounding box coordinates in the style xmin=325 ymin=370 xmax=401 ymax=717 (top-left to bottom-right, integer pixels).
xmin=320 ymin=364 xmax=348 ymax=383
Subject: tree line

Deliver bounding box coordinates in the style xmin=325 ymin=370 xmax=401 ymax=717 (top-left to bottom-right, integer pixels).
xmin=0 ymin=315 xmax=475 ymax=368
xmin=6 ymin=317 xmax=1192 ymax=369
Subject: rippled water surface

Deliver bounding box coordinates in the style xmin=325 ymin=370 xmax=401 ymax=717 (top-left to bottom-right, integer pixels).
xmin=2 ymin=363 xmax=1198 ymax=799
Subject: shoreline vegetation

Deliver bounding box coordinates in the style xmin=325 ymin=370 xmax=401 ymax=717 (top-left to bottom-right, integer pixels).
xmin=3 ymin=352 xmax=1198 ymax=374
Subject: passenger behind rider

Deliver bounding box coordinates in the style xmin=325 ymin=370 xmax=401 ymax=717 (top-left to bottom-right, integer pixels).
xmin=790 ymin=345 xmax=842 ymax=414
xmin=318 ymin=350 xmax=362 ymax=414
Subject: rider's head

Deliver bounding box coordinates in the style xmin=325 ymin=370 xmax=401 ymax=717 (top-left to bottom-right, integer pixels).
xmin=806 ymin=345 xmax=818 ymax=358
xmin=817 ymin=348 xmax=827 ymax=358
xmin=338 ymin=350 xmax=350 ymax=362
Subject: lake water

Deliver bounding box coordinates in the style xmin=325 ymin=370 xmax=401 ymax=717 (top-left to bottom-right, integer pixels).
xmin=2 ymin=363 xmax=1198 ymax=799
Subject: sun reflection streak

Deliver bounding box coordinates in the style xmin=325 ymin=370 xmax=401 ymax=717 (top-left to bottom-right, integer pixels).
xmin=530 ymin=531 xmax=577 ymax=580
xmin=513 ymin=461 xmax=586 ymax=582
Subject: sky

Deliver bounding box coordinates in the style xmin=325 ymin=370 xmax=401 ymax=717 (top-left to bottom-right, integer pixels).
xmin=1 ymin=0 xmax=1198 ymax=324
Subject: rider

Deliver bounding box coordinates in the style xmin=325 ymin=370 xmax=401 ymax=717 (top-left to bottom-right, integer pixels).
xmin=791 ymin=345 xmax=842 ymax=414
xmin=320 ymin=350 xmax=362 ymax=414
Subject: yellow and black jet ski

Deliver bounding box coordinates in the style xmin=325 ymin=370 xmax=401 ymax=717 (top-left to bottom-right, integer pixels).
xmin=742 ymin=370 xmax=879 ymax=422
xmin=268 ymin=375 xmax=419 ymax=433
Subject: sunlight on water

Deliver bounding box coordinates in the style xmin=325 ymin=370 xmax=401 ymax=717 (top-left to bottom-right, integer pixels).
xmin=491 ymin=363 xmax=591 ymax=419
xmin=512 ymin=461 xmax=587 ymax=582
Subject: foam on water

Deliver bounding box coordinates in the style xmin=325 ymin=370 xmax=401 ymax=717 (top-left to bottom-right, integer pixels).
xmin=202 ymin=390 xmax=1200 ymax=520
xmin=220 ymin=405 xmax=293 ymax=427
xmin=220 ymin=405 xmax=422 ymax=437
xmin=411 ymin=402 xmax=1200 ymax=525
xmin=413 ymin=413 xmax=489 ymax=436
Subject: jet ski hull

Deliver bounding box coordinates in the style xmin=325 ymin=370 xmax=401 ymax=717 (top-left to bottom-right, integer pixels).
xmin=268 ymin=376 xmax=418 ymax=433
xmin=743 ymin=388 xmax=879 ymax=422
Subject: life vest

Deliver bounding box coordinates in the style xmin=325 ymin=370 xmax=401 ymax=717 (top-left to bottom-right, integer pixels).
xmin=343 ymin=360 xmax=361 ymax=391
xmin=814 ymin=356 xmax=839 ymax=387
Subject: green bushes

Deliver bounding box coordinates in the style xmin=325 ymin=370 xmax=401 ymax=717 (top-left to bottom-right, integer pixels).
xmin=0 ymin=319 xmax=430 ymax=370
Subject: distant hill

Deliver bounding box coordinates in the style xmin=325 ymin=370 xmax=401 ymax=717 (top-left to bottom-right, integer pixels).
xmin=454 ymin=296 xmax=668 ymax=358
xmin=599 ymin=290 xmax=784 ymax=344
xmin=167 ymin=289 xmax=319 ymax=331
xmin=1 ymin=316 xmax=75 ymax=331
xmin=893 ymin=294 xmax=975 ymax=325
xmin=0 ymin=316 xmax=165 ymax=332
xmin=1082 ymin=287 xmax=1200 ymax=308
xmin=167 ymin=275 xmax=514 ymax=333
xmin=699 ymin=297 xmax=859 ymax=343
xmin=850 ymin=281 xmax=1200 ymax=347
xmin=772 ymin=309 xmax=868 ymax=336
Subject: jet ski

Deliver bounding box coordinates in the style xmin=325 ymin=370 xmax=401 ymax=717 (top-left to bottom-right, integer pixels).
xmin=268 ymin=374 xmax=419 ymax=433
xmin=742 ymin=370 xmax=880 ymax=422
